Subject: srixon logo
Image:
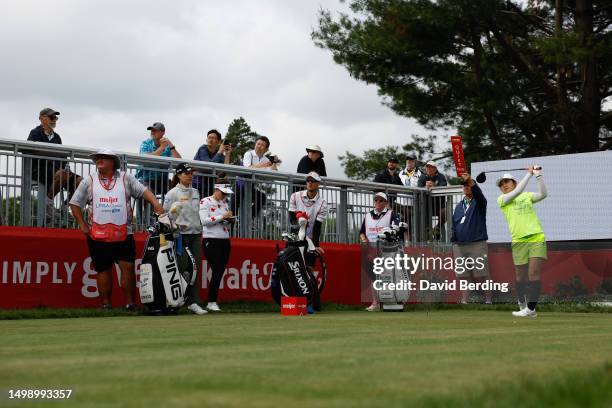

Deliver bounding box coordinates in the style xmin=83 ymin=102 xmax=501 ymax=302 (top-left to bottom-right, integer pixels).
xmin=160 ymin=248 xmax=182 ymax=300
xmin=288 ymin=261 xmax=309 ymax=294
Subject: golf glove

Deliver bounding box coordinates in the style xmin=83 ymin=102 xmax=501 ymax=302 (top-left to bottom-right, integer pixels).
xmin=533 ymin=165 xmax=542 ymax=177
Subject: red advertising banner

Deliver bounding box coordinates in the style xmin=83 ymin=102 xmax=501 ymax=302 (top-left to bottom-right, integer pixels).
xmin=450 ymin=135 xmax=467 ymax=177
xmin=0 ymin=227 xmax=362 ymax=308
xmin=1 ymin=227 xmax=610 ymax=308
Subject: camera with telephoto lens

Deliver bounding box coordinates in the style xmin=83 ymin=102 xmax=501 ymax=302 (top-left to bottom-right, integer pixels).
xmin=265 ymin=153 xmax=281 ymax=164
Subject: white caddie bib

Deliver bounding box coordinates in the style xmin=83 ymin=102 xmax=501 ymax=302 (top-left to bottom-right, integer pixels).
xmin=89 ymin=171 xmax=129 ymax=242
xmin=365 ymin=210 xmax=393 ymax=242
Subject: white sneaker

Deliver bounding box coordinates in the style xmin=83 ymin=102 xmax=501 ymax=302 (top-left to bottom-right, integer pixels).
xmin=365 ymin=302 xmax=380 ymax=312
xmin=512 ymin=307 xmax=537 ymax=318
xmin=188 ymin=303 xmax=207 ymax=315
xmin=206 ymin=302 xmax=221 ymax=312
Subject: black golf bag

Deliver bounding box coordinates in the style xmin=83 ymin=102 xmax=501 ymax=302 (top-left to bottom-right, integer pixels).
xmin=271 ymin=239 xmax=327 ymax=311
xmin=139 ymin=219 xmax=196 ymax=314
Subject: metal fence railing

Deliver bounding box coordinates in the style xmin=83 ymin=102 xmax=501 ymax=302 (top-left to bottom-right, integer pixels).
xmin=0 ymin=137 xmax=463 ymax=244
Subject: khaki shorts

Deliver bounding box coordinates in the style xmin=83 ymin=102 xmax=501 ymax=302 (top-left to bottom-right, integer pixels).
xmin=452 ymin=241 xmax=489 ymax=278
xmin=511 ymin=241 xmax=547 ymax=265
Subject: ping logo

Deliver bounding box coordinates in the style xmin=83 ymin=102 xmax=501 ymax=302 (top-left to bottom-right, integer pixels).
xmin=161 ymin=248 xmax=183 ymax=300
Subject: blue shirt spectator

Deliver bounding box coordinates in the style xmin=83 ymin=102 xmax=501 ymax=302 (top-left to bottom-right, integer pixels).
xmin=135 ymin=122 xmax=181 ymax=195
xmin=192 ymin=129 xmax=231 ymax=197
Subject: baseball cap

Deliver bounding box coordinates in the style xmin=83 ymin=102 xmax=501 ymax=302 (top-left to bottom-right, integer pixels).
xmin=40 ymin=108 xmax=60 ymax=117
xmin=147 ymin=122 xmax=165 ymax=131
xmin=405 ymin=154 xmax=416 ymax=160
xmin=214 ymin=184 xmax=234 ymax=194
xmin=175 ymin=162 xmax=193 ymax=174
xmin=425 ymin=161 xmax=437 ymax=167
xmin=374 ymin=192 xmax=388 ymax=201
xmin=388 ymin=157 xmax=399 ymax=163
xmin=496 ymin=173 xmax=517 ymax=187
xmin=305 ymin=171 xmax=322 ymax=182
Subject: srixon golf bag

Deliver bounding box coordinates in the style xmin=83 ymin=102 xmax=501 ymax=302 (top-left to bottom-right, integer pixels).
xmin=271 ymin=217 xmax=327 ymax=311
xmin=139 ymin=217 xmax=196 ymax=314
xmin=376 ymin=223 xmax=410 ymax=312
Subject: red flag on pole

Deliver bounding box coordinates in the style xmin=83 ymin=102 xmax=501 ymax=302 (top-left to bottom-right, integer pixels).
xmin=450 ymin=135 xmax=467 ymax=177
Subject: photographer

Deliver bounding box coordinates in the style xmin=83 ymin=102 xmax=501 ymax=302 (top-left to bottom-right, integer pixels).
xmin=238 ymin=136 xmax=279 ymax=225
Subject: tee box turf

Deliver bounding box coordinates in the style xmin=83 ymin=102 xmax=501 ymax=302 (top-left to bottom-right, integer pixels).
xmin=281 ymin=297 xmax=307 ymax=316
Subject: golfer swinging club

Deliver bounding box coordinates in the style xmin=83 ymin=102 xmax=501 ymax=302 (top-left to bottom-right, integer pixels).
xmin=497 ymin=165 xmax=547 ymax=318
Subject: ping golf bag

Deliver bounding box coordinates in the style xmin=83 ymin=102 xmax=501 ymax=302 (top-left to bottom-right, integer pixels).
xmin=376 ymin=223 xmax=410 ymax=312
xmin=139 ymin=215 xmax=196 ymax=314
xmin=271 ymin=216 xmax=327 ymax=311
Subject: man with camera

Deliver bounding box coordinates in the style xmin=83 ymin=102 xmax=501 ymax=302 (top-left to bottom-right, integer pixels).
xmin=239 ymin=136 xmax=280 ymax=226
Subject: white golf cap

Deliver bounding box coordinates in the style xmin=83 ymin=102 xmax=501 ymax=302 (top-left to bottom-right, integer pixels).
xmin=305 ymin=171 xmax=322 ymax=182
xmin=496 ymin=173 xmax=517 ymax=187
xmin=90 ymin=148 xmax=121 ymax=170
xmin=214 ymin=184 xmax=234 ymax=194
xmin=306 ymin=145 xmax=324 ymax=158
xmin=374 ymin=192 xmax=388 ymax=201
xmin=425 ymin=161 xmax=437 ymax=167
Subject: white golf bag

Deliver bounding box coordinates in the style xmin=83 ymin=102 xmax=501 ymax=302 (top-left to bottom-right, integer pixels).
xmin=139 ymin=215 xmax=196 ymax=314
xmin=376 ymin=223 xmax=410 ymax=312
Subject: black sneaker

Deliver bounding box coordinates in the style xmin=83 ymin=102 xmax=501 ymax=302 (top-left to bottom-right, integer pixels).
xmin=124 ymin=303 xmax=138 ymax=312
xmin=101 ymin=303 xmax=112 ymax=310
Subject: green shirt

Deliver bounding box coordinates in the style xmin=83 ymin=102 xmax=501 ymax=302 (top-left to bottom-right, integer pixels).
xmin=497 ymin=192 xmax=545 ymax=242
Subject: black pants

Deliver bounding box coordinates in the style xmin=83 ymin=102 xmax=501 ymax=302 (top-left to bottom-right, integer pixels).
xmin=203 ymin=238 xmax=231 ymax=303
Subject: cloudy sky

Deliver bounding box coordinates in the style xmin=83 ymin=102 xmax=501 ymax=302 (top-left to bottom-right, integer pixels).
xmin=1 ymin=0 xmax=433 ymax=178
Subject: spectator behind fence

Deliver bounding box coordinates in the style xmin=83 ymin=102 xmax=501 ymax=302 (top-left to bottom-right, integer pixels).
xmin=418 ymin=161 xmax=448 ymax=239
xmin=192 ymin=129 xmax=232 ymax=197
xmin=135 ymin=122 xmax=181 ymax=195
xmin=293 ymin=145 xmax=326 ymax=193
xmin=237 ymin=135 xmax=279 ymax=224
xmin=27 ymin=108 xmax=83 ymax=223
xmin=397 ymin=154 xmax=422 ymax=239
xmin=398 ymin=154 xmax=422 ymax=187
xmin=451 ymin=173 xmax=491 ymax=304
xmin=373 ymin=157 xmax=403 ymax=210
xmin=297 ymin=145 xmax=326 ymax=177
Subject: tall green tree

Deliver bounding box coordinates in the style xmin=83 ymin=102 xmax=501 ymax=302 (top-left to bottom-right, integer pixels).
xmin=313 ymin=0 xmax=612 ymax=164
xmin=223 ymin=117 xmax=261 ymax=165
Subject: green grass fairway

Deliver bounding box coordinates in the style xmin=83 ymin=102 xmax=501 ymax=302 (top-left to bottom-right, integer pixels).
xmin=1 ymin=311 xmax=611 ymax=407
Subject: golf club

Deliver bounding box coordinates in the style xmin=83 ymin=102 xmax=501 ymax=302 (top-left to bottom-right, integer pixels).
xmin=475 ymin=167 xmax=541 ymax=183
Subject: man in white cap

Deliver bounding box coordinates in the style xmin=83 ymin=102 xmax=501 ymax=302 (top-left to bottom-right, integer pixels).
xmin=359 ymin=192 xmax=399 ymax=311
xmin=289 ymin=171 xmax=328 ymax=263
xmin=418 ymin=161 xmax=448 ymax=239
xmin=417 ymin=161 xmax=447 ymax=189
xmin=69 ymin=149 xmax=165 ymax=311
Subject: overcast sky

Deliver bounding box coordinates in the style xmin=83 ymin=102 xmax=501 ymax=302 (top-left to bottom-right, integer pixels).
xmin=1 ymin=0 xmax=434 ymax=178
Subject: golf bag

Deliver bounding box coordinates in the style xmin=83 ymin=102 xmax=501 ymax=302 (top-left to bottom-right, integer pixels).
xmin=376 ymin=223 xmax=410 ymax=312
xmin=271 ymin=217 xmax=327 ymax=311
xmin=139 ymin=216 xmax=196 ymax=314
